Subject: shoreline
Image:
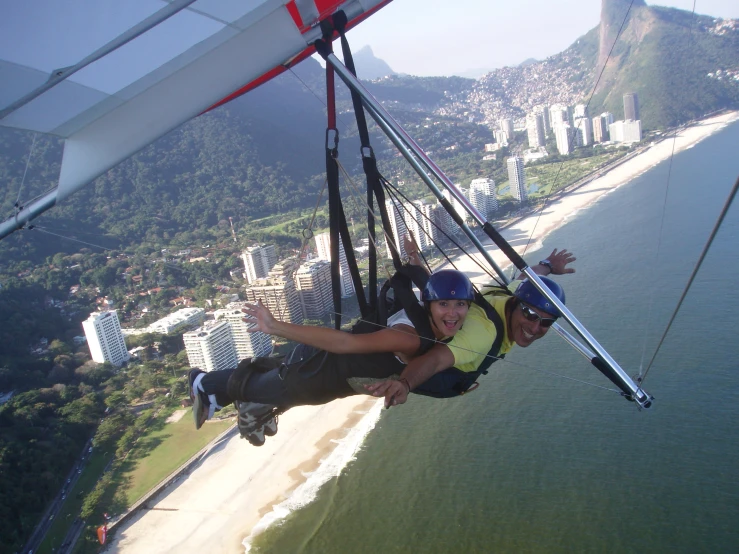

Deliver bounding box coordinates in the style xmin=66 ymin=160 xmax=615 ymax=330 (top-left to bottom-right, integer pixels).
xmin=107 ymin=110 xmax=739 ymax=554
xmin=452 ymin=111 xmax=739 ymax=281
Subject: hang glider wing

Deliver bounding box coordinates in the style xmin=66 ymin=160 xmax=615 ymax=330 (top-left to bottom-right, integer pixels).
xmin=0 ymin=0 xmax=392 ymax=238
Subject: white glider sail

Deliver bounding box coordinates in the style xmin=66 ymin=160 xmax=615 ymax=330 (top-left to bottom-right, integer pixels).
xmin=0 ymin=0 xmax=392 ymax=238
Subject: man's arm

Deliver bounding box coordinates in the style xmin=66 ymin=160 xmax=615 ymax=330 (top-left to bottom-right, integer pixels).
xmin=519 ymin=248 xmax=576 ymax=278
xmin=366 ymin=342 xmax=455 ymax=408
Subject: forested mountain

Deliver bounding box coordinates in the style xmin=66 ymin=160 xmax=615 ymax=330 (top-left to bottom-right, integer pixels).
xmin=450 ymin=0 xmax=738 ymax=129
xmin=589 ymin=0 xmax=739 ymax=127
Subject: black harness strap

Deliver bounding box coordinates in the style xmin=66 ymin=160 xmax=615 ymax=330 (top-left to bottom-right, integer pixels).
xmin=334 ymin=11 xmax=404 ymax=277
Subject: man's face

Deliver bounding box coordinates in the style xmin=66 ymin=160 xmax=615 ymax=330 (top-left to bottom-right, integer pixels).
xmin=508 ymin=301 xmax=557 ymax=347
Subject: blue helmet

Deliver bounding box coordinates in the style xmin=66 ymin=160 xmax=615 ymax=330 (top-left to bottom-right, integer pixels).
xmin=514 ymin=277 xmax=566 ymax=316
xmin=422 ymin=269 xmax=475 ymax=302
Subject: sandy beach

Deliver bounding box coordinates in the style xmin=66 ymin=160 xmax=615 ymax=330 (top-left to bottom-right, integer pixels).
xmin=106 ymin=110 xmax=738 ymax=554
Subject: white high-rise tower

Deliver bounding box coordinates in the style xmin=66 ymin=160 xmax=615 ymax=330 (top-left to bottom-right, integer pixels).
xmin=469 ymin=178 xmax=498 ymax=219
xmin=183 ymin=320 xmax=238 ymax=372
xmin=82 ymin=311 xmax=129 ymax=366
xmin=314 ymin=232 xmax=354 ymax=298
xmin=506 ymin=157 xmax=527 ymax=202
xmin=241 ymin=244 xmax=277 ymax=285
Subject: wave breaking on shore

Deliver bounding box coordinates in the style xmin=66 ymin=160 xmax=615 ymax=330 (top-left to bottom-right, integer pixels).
xmin=242 ymin=400 xmax=384 ymax=552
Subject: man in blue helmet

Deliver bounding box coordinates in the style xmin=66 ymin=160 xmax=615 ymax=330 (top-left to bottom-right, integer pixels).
xmin=367 ymin=248 xmax=574 ymax=406
xmin=188 ymin=268 xmax=478 ymax=445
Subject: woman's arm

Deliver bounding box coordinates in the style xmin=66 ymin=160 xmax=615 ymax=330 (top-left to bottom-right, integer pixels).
xmin=365 ymin=343 xmax=455 ymax=407
xmin=242 ymin=301 xmax=420 ymax=356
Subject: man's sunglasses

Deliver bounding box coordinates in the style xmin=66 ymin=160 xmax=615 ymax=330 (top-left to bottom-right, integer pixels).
xmin=519 ymin=303 xmax=558 ymax=328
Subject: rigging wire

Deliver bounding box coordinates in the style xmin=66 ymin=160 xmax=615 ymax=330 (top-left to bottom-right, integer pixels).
xmin=520 ymin=0 xmax=638 ymax=258
xmin=333 ymin=158 xmax=404 ymax=279
xmin=638 ymin=0 xmax=699 ymax=379
xmin=641 ymin=174 xmax=739 ymax=380
xmin=29 ymin=225 xmax=115 ymax=252
xmin=382 ymin=179 xmax=503 ymax=285
xmin=297 ymin=176 xmax=328 ymax=261
xmin=27 ymin=225 xmax=206 ymax=276
xmin=15 ymin=133 xmax=38 ymax=208
xmin=288 ymin=67 xmax=354 ymax=134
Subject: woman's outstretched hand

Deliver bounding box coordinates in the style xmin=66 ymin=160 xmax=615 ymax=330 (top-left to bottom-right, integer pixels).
xmin=365 ymin=379 xmax=410 ymax=409
xmin=241 ymin=300 xmax=277 ymax=334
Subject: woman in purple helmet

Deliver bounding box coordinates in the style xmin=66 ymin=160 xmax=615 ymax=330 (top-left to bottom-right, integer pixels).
xmin=189 ymin=267 xmax=478 ymax=445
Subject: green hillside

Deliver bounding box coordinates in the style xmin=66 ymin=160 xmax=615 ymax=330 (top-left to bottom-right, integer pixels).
xmin=585 ymin=1 xmax=739 ymax=128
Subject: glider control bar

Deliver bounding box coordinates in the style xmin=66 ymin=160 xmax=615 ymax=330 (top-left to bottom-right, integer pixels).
xmin=0 ymin=188 xmax=58 ymax=240
xmin=315 ymin=41 xmax=652 ymax=409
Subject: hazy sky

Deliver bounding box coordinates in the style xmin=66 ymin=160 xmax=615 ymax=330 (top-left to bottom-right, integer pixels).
xmin=344 ymin=0 xmax=739 ymax=77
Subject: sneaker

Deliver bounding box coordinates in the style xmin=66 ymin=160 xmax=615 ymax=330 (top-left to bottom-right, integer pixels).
xmin=263 ymin=415 xmax=278 ymax=437
xmin=243 ymin=425 xmax=266 ymax=447
xmin=236 ymin=401 xmax=275 ymax=446
xmin=188 ymin=369 xmax=211 ymax=430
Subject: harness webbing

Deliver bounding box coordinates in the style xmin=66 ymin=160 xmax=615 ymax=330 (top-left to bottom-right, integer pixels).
xmin=322 ymin=13 xmax=411 ymax=330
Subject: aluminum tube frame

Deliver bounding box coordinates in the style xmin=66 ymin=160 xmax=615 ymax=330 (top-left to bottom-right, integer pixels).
xmin=552 ymin=323 xmax=595 ymax=360
xmin=0 ymin=188 xmax=58 ymax=240
xmin=520 ymin=268 xmax=651 ymax=407
xmin=361 ymin=102 xmax=508 ymax=284
xmin=326 ymin=53 xmax=489 ymax=230
xmin=324 ymin=50 xmax=652 ymax=409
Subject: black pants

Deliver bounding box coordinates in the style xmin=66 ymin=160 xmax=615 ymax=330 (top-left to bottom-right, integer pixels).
xmin=199 ymin=347 xmax=405 ymax=410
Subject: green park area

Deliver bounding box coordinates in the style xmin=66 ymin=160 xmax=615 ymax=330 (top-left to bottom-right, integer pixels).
xmin=118 ymin=409 xmax=234 ymax=505
xmin=526 ymin=152 xmax=620 ymax=197
xmin=37 ymin=409 xmax=233 ymax=554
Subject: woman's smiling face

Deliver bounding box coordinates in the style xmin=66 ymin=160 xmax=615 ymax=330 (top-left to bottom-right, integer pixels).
xmin=428 ymin=299 xmax=470 ymax=339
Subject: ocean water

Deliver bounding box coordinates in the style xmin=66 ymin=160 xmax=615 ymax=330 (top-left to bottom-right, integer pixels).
xmin=248 ymin=120 xmax=739 ymax=553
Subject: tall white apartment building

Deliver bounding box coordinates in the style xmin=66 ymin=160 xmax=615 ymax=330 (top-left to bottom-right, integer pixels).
xmin=183 ymin=320 xmax=238 ymax=372
xmin=555 ymin=124 xmax=573 ymax=155
xmin=148 ymin=307 xmax=205 ymax=334
xmin=416 ymin=201 xmax=439 ymax=246
xmin=592 ymin=115 xmax=609 ymax=143
xmin=385 ymin=197 xmax=410 ymax=258
xmin=294 ymin=259 xmax=333 ymax=319
xmin=441 ymin=188 xmax=470 ymax=232
xmin=405 ymin=200 xmax=436 ymax=251
xmin=493 ymin=129 xmax=509 ymax=146
xmin=549 ymin=104 xmax=570 ymax=129
xmin=526 ymin=113 xmax=545 ymax=148
xmin=609 ymin=120 xmax=642 ymax=143
xmin=573 ymin=103 xmax=589 ymax=119
xmin=314 ymin=232 xmax=354 ymax=298
xmin=244 ymin=268 xmax=303 ymax=325
xmin=573 ymin=117 xmax=592 ymax=146
xmin=214 ymin=303 xmax=272 ymax=360
xmin=469 ymin=178 xmax=498 ymax=219
xmin=533 ymin=105 xmax=551 ymax=135
xmin=506 ymin=157 xmax=527 ymax=202
xmin=499 ymin=118 xmax=514 ymax=139
xmin=241 ymin=244 xmax=277 ymax=285
xmin=385 ymin=198 xmax=437 ymax=257
xmin=82 ymin=311 xmax=129 ymax=366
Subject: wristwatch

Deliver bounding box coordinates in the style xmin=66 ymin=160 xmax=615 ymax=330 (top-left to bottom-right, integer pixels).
xmin=538 ymin=259 xmax=553 ymax=274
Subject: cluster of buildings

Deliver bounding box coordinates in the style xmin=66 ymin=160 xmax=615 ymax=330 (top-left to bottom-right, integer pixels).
xmin=488 ymin=92 xmax=643 ymax=159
